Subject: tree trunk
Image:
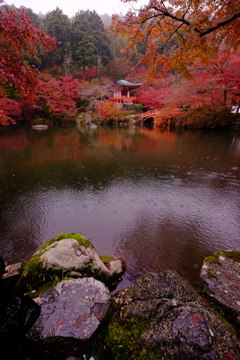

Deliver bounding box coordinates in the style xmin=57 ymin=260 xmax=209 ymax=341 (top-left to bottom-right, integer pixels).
xmin=223 ymin=89 xmax=227 ymax=106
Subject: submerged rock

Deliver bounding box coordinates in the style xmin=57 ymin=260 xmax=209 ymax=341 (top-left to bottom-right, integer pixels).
xmin=32 ymin=124 xmax=48 ymax=130
xmin=17 ymin=233 xmax=124 ymax=291
xmin=107 ymin=271 xmax=240 ymax=360
xmin=201 ymin=250 xmax=240 ymax=317
xmin=27 ymin=278 xmax=110 ymax=341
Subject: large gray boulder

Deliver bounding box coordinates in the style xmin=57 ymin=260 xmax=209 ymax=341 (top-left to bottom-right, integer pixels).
xmin=17 ymin=233 xmax=124 ymax=291
xmin=107 ymin=271 xmax=240 ymax=360
xmin=28 ymin=277 xmax=110 ymax=340
xmin=201 ymin=250 xmax=240 ymax=318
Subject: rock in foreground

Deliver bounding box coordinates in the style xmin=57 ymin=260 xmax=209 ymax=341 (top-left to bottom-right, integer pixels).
xmin=0 ymin=293 xmax=40 ymax=342
xmin=107 ymin=271 xmax=240 ymax=360
xmin=17 ymin=233 xmax=124 ymax=291
xmin=201 ymin=250 xmax=240 ymax=317
xmin=28 ymin=278 xmax=110 ymax=341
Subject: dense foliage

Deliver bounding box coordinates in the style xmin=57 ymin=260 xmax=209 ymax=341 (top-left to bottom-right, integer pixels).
xmin=0 ymin=1 xmax=240 ymax=127
xmin=0 ymin=10 xmax=55 ymax=98
xmin=42 ymin=8 xmax=72 ymax=72
xmin=35 ymin=76 xmax=81 ymax=120
xmin=71 ymin=10 xmax=111 ymax=70
xmin=113 ymin=0 xmax=240 ymax=78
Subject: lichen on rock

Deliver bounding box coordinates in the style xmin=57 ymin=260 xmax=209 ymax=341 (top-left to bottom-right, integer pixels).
xmin=27 ymin=277 xmax=111 ymax=341
xmin=201 ymin=249 xmax=240 ymax=321
xmin=106 ymin=271 xmax=240 ymax=360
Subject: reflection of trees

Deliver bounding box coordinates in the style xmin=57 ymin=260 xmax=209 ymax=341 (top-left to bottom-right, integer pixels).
xmin=0 ymin=194 xmax=44 ymax=263
xmin=0 ymin=126 xmax=239 ymax=269
xmin=116 ymin=214 xmax=222 ymax=285
xmin=0 ymin=125 xmax=239 ymax=194
xmin=230 ymin=136 xmax=240 ymax=158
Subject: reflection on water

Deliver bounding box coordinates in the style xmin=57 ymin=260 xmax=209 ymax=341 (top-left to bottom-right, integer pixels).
xmin=0 ymin=125 xmax=239 ymax=287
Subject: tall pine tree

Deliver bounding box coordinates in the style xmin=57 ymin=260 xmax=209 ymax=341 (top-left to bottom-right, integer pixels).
xmin=71 ymin=10 xmax=111 ymax=71
xmin=42 ymin=7 xmax=71 ymax=72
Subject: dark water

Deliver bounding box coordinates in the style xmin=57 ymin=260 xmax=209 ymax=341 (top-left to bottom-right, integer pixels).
xmin=0 ymin=125 xmax=239 ymax=288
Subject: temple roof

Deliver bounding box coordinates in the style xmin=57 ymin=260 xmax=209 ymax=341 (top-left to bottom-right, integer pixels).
xmin=115 ymin=80 xmax=142 ymax=87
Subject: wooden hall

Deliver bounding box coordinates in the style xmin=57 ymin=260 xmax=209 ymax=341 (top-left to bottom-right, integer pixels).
xmin=109 ymin=79 xmax=141 ymax=104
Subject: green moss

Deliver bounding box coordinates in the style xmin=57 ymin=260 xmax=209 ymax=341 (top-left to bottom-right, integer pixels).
xmin=204 ymin=250 xmax=240 ymax=266
xmin=135 ymin=104 xmax=144 ymax=112
xmin=100 ymin=255 xmax=115 ymax=262
xmin=18 ymin=256 xmax=67 ymax=293
xmin=222 ymin=250 xmax=240 ymax=263
xmin=200 ymin=292 xmax=239 ymax=336
xmin=40 ymin=232 xmax=92 ymax=251
xmin=17 ymin=232 xmax=91 ymax=292
xmin=24 ymin=232 xmax=91 ymax=276
xmin=204 ymin=255 xmax=220 ymax=264
xmin=106 ymin=317 xmax=161 ymax=360
xmin=17 ymin=233 xmax=124 ymax=293
xmin=204 ymin=250 xmax=224 ymax=265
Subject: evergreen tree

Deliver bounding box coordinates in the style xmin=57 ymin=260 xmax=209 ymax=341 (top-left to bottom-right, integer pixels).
xmin=71 ymin=10 xmax=111 ymax=71
xmin=42 ymin=8 xmax=71 ymax=72
xmin=20 ymin=6 xmax=41 ymax=27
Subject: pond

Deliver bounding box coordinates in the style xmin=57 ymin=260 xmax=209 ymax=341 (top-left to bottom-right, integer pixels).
xmin=0 ymin=124 xmax=240 ymax=289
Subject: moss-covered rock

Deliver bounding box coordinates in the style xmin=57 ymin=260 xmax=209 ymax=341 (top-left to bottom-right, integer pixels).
xmin=105 ymin=271 xmax=240 ymax=360
xmin=201 ymin=249 xmax=240 ymax=320
xmin=106 ymin=316 xmax=160 ymax=360
xmin=16 ymin=233 xmax=125 ymax=293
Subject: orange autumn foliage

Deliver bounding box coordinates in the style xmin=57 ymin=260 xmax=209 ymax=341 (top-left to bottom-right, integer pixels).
xmin=114 ymin=1 xmax=240 ymax=79
xmin=96 ymin=101 xmax=125 ymax=122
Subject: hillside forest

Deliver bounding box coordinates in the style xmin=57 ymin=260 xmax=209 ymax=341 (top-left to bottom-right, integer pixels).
xmin=0 ymin=0 xmax=240 ymax=128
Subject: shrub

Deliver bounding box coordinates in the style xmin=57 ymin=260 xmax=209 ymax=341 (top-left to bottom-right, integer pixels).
xmin=0 ymin=97 xmax=22 ymax=125
xmin=35 ymin=76 xmax=81 ymax=120
xmin=175 ymin=105 xmax=237 ymax=129
xmin=96 ymin=101 xmax=125 ymax=122
xmin=135 ymin=104 xmax=144 ymax=112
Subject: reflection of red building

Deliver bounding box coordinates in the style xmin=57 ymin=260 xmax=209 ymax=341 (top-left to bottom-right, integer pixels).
xmin=109 ymin=79 xmax=142 ymax=104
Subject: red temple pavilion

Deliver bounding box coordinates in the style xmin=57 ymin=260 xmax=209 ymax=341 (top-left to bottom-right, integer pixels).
xmin=109 ymin=79 xmax=142 ymax=104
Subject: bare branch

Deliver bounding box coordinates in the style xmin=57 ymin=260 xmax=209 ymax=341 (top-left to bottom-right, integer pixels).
xmin=199 ymin=12 xmax=240 ymax=37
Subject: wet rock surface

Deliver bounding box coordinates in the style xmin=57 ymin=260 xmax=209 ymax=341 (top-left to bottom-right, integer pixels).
xmin=0 ymin=292 xmax=40 ymax=342
xmin=28 ymin=278 xmax=111 ymax=341
xmin=2 ymin=243 xmax=240 ymax=360
xmin=201 ymin=250 xmax=240 ymax=317
xmin=0 ymin=257 xmax=40 ymax=345
xmin=108 ymin=271 xmax=240 ymax=360
xmin=39 ymin=238 xmax=122 ymax=278
xmin=18 ymin=233 xmax=124 ymax=291
xmin=1 ymin=262 xmax=22 ymax=290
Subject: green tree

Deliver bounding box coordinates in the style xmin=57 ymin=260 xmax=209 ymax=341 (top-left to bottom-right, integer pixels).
xmin=20 ymin=6 xmax=41 ymax=27
xmin=71 ymin=10 xmax=111 ymax=71
xmin=42 ymin=7 xmax=71 ymax=73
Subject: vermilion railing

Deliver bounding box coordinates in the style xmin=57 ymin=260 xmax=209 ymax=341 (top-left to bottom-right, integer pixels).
xmin=140 ymin=108 xmax=181 ymax=119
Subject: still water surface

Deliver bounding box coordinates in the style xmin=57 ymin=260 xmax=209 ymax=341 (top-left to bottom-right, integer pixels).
xmin=0 ymin=125 xmax=240 ymax=288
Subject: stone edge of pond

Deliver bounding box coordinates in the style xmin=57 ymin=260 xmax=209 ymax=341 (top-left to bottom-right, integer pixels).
xmin=14 ymin=232 xmax=126 ymax=295
xmin=1 ymin=247 xmax=240 ymax=359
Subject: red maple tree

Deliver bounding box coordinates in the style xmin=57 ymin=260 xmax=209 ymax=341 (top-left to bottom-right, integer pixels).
xmin=0 ymin=4 xmax=56 ymax=125
xmin=163 ymin=47 xmax=240 ymax=109
xmin=35 ymin=76 xmax=81 ymax=120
